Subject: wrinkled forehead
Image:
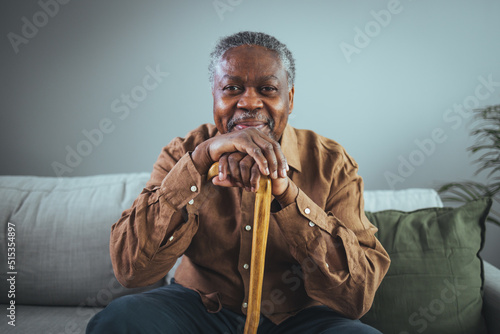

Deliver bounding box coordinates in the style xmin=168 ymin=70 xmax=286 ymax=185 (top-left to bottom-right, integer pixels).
xmin=214 ymin=45 xmax=287 ymax=82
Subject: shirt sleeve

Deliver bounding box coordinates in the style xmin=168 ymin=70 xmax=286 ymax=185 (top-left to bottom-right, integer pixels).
xmin=272 ymin=153 xmax=391 ymax=319
xmin=110 ymin=139 xmax=208 ymax=288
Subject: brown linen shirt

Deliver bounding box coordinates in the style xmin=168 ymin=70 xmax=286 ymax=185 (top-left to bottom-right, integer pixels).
xmin=110 ymin=123 xmax=390 ymax=324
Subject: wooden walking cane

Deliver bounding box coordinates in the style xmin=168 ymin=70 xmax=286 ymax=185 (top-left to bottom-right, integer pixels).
xmin=207 ymin=162 xmax=272 ymax=334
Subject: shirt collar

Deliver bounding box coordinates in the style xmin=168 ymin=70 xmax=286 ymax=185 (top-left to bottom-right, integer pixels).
xmin=280 ymin=123 xmax=302 ymax=173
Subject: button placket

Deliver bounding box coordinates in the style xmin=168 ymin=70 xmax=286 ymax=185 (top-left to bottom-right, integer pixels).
xmin=239 ymin=191 xmax=255 ymax=312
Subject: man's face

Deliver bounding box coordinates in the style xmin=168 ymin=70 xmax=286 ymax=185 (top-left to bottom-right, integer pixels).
xmin=212 ymin=45 xmax=294 ymax=141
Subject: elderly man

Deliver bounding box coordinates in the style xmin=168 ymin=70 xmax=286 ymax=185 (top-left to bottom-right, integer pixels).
xmin=87 ymin=31 xmax=390 ymax=334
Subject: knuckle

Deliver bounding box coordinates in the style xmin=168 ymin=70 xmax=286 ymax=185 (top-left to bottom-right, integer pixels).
xmin=228 ymin=155 xmax=238 ymax=163
xmin=253 ymin=147 xmax=262 ymax=155
xmin=264 ymin=143 xmax=274 ymax=152
xmin=240 ymin=161 xmax=251 ymax=170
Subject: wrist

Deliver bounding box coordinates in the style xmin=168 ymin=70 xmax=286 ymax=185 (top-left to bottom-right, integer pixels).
xmin=274 ymin=179 xmax=298 ymax=208
xmin=191 ymin=143 xmax=214 ymax=175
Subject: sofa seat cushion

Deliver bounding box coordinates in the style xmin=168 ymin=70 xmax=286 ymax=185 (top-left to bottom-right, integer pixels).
xmin=362 ymin=198 xmax=491 ymax=334
xmin=0 ymin=173 xmax=162 ymax=307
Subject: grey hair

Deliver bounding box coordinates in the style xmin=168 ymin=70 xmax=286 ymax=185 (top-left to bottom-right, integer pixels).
xmin=208 ymin=31 xmax=295 ymax=90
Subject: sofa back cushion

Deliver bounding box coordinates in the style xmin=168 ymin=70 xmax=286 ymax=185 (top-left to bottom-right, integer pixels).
xmin=364 ymin=188 xmax=443 ymax=211
xmin=0 ymin=173 xmax=163 ymax=307
xmin=362 ymin=198 xmax=490 ymax=334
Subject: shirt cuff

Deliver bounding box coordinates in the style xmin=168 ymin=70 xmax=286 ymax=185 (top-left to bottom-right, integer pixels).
xmin=273 ymin=190 xmax=366 ymax=283
xmin=159 ymin=153 xmax=204 ymax=210
xmin=272 ymin=189 xmax=331 ymax=245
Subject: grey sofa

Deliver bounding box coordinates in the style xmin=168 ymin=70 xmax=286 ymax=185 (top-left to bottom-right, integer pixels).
xmin=0 ymin=173 xmax=499 ymax=334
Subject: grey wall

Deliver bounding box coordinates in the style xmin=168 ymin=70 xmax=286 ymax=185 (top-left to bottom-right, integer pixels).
xmin=2 ymin=0 xmax=500 ymax=266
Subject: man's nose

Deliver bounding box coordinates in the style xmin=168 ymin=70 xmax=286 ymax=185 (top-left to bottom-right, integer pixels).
xmin=237 ymin=88 xmax=263 ymax=111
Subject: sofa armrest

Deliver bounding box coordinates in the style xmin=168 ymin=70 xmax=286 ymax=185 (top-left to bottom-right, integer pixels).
xmin=484 ymin=261 xmax=500 ymax=334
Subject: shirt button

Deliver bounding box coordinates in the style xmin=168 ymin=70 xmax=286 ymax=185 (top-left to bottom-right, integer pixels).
xmin=188 ymin=199 xmax=194 ymax=205
xmin=190 ymin=185 xmax=197 ymax=192
xmin=304 ymin=208 xmax=311 ymax=214
xmin=245 ymin=225 xmax=252 ymax=231
xmin=308 ymin=221 xmax=315 ymax=227
xmin=169 ymin=236 xmax=174 ymax=242
xmin=326 ymin=263 xmax=329 ymax=268
xmin=242 ymin=302 xmax=248 ymax=308
xmin=243 ymin=263 xmax=249 ymax=269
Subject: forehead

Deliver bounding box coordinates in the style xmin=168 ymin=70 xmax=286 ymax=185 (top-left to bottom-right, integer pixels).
xmin=215 ymin=45 xmax=287 ymax=81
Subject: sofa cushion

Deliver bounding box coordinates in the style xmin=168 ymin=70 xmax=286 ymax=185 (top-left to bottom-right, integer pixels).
xmin=483 ymin=261 xmax=500 ymax=334
xmin=362 ymin=198 xmax=491 ymax=334
xmin=363 ymin=188 xmax=443 ymax=212
xmin=0 ymin=173 xmax=163 ymax=307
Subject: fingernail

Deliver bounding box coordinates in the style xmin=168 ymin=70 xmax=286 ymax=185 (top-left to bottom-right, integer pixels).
xmin=281 ymin=168 xmax=287 ymax=178
xmin=219 ymin=172 xmax=224 ymax=181
xmin=251 ymin=187 xmax=256 ymax=192
xmin=272 ymin=171 xmax=278 ymax=179
xmin=286 ymin=163 xmax=289 ymax=171
xmin=265 ymin=167 xmax=270 ymax=175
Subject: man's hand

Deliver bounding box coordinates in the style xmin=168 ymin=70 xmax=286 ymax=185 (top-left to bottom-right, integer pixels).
xmin=191 ymin=128 xmax=289 ymax=196
xmin=213 ymin=151 xmax=290 ymax=196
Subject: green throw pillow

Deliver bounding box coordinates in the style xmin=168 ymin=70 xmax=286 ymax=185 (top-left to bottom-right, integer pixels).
xmin=362 ymin=197 xmax=491 ymax=334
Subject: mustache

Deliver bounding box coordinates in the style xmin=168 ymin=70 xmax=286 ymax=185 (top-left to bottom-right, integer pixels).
xmin=227 ymin=112 xmax=275 ymax=133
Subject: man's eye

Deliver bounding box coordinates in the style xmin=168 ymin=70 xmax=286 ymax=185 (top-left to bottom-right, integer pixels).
xmin=224 ymin=86 xmax=240 ymax=91
xmin=261 ymin=86 xmax=277 ymax=92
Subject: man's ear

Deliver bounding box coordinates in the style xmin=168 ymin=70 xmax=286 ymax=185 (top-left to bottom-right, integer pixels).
xmin=288 ymin=86 xmax=295 ymax=114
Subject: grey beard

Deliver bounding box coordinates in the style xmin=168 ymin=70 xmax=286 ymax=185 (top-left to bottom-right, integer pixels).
xmin=227 ymin=112 xmax=276 ymax=140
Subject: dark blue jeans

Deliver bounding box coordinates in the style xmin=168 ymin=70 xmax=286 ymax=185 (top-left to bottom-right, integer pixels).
xmin=86 ymin=282 xmax=381 ymax=334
